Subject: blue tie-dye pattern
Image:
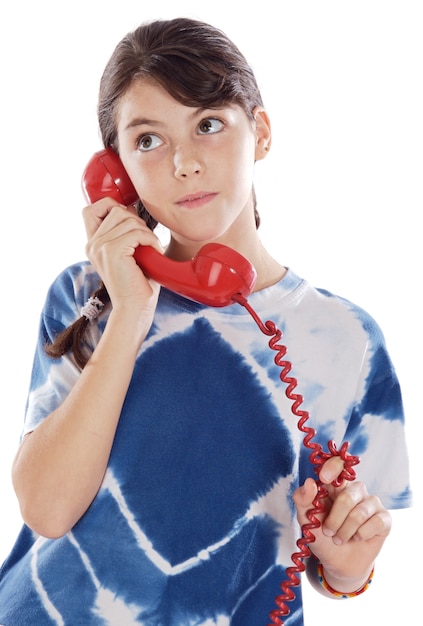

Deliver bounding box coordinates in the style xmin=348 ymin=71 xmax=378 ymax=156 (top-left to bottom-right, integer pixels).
xmin=110 ymin=318 xmax=293 ymax=564
xmin=343 ymin=406 xmax=369 ymax=456
xmin=361 ymin=346 xmax=404 ymax=421
xmin=0 ymin=262 xmax=412 ymax=625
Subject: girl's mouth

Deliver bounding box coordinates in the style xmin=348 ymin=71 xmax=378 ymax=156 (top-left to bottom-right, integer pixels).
xmin=176 ymin=192 xmax=218 ymax=209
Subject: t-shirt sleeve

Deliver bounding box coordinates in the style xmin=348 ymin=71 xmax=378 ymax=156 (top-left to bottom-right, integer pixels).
xmin=343 ymin=313 xmax=412 ymax=510
xmin=22 ymin=262 xmax=102 ymax=438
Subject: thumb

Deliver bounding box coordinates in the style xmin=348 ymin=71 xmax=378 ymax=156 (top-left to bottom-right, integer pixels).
xmin=292 ymin=478 xmax=319 ymax=526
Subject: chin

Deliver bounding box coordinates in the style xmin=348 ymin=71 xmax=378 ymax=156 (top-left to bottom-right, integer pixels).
xmin=175 ymin=228 xmax=232 ymax=247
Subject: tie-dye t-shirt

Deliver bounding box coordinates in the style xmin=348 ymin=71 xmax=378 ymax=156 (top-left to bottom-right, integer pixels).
xmin=0 ymin=261 xmax=411 ymax=625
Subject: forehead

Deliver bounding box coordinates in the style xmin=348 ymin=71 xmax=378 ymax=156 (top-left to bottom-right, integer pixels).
xmin=116 ymin=79 xmax=179 ymax=122
xmin=116 ymin=78 xmax=249 ymax=133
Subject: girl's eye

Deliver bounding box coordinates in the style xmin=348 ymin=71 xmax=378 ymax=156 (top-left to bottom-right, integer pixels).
xmin=137 ymin=134 xmax=163 ymax=152
xmin=198 ymin=118 xmax=224 ymax=135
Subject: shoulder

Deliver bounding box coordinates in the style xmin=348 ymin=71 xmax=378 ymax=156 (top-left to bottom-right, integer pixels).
xmin=42 ymin=261 xmax=102 ymax=326
xmin=46 ymin=260 xmax=100 ymax=297
xmin=295 ymin=279 xmax=398 ymax=388
xmin=266 ymin=269 xmax=385 ymax=347
xmin=313 ymin=284 xmax=386 ymax=347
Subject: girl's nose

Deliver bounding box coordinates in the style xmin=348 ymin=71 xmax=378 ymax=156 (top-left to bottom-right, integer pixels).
xmin=173 ymin=145 xmax=202 ymax=178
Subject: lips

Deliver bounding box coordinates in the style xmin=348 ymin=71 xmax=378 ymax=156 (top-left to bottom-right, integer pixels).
xmin=176 ymin=191 xmax=218 ymax=209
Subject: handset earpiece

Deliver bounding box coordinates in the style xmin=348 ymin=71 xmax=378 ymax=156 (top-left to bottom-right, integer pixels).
xmin=82 ymin=148 xmax=139 ymax=206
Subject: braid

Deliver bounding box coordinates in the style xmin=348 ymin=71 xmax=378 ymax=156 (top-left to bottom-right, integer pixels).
xmin=44 ymin=200 xmax=157 ymax=369
xmin=45 ymin=282 xmax=110 ymax=370
xmin=136 ymin=200 xmax=158 ymax=231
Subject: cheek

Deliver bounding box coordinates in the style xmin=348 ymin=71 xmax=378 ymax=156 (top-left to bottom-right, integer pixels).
xmin=229 ymin=133 xmax=256 ymax=171
xmin=226 ymin=144 xmax=256 ymax=192
xmin=132 ymin=174 xmax=171 ymax=224
xmin=124 ymin=159 xmax=165 ymax=204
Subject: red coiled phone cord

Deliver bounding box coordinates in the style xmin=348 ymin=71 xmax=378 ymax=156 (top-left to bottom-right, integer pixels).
xmin=232 ymin=295 xmax=360 ymax=626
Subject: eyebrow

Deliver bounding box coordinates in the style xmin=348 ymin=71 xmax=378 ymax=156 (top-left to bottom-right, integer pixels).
xmin=124 ymin=117 xmax=163 ymax=131
xmin=123 ymin=107 xmax=213 ymax=132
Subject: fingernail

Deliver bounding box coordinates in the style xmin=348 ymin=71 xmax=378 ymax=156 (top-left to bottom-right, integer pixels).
xmin=319 ymin=468 xmax=332 ymax=483
xmin=323 ymin=527 xmax=335 ymax=537
xmin=332 ymin=536 xmax=343 ymax=545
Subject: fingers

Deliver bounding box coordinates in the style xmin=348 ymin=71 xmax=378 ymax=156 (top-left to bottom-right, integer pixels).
xmin=292 ymin=477 xmax=323 ymax=532
xmin=293 ymin=474 xmax=392 ymax=548
xmin=294 ymin=460 xmax=392 ymax=584
xmin=82 ymin=198 xmax=122 ymax=239
xmin=315 ymin=456 xmax=392 ymax=545
xmin=83 ymin=200 xmax=161 ymax=264
xmin=83 ymin=198 xmax=141 ymax=240
xmin=318 ymin=456 xmax=345 ymax=485
xmin=322 ymin=483 xmax=392 ymax=544
xmin=81 ymin=198 xmax=163 ymax=310
xmin=293 ymin=477 xmax=318 ymax=513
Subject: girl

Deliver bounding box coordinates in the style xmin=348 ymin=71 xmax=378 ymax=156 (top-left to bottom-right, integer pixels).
xmin=0 ymin=17 xmax=411 ymax=625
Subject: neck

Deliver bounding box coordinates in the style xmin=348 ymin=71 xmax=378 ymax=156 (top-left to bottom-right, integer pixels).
xmin=166 ymin=234 xmax=286 ymax=294
xmin=248 ymin=238 xmax=287 ymax=292
xmin=165 ymin=201 xmax=286 ymax=292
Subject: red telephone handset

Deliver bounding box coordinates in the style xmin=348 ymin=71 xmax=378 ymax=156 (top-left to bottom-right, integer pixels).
xmin=81 ymin=148 xmax=257 ymax=307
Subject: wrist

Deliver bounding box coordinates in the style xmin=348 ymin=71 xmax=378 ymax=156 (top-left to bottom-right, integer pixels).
xmin=306 ymin=555 xmax=375 ymax=600
xmin=317 ymin=562 xmax=374 ymax=599
xmin=107 ymin=302 xmax=155 ymax=341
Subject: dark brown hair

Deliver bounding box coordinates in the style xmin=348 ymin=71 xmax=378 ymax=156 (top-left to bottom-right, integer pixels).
xmin=46 ymin=17 xmax=265 ymax=368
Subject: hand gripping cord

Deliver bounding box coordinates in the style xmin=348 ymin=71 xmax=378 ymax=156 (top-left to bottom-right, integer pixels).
xmin=232 ymin=295 xmax=360 ymax=625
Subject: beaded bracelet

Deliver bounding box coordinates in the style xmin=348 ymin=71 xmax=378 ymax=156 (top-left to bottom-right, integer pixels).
xmin=317 ymin=563 xmax=374 ymax=599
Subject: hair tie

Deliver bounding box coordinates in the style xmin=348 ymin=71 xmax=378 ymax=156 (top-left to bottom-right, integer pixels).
xmin=80 ymin=296 xmax=104 ymax=323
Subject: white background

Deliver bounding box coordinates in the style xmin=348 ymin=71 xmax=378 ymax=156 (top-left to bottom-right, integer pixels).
xmin=0 ymin=1 xmax=421 ymax=623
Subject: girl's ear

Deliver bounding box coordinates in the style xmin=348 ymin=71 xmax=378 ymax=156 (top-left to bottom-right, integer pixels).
xmin=253 ymin=107 xmax=272 ymax=160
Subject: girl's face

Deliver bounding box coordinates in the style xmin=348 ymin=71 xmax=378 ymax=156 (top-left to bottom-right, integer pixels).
xmin=116 ymin=79 xmax=270 ymax=255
